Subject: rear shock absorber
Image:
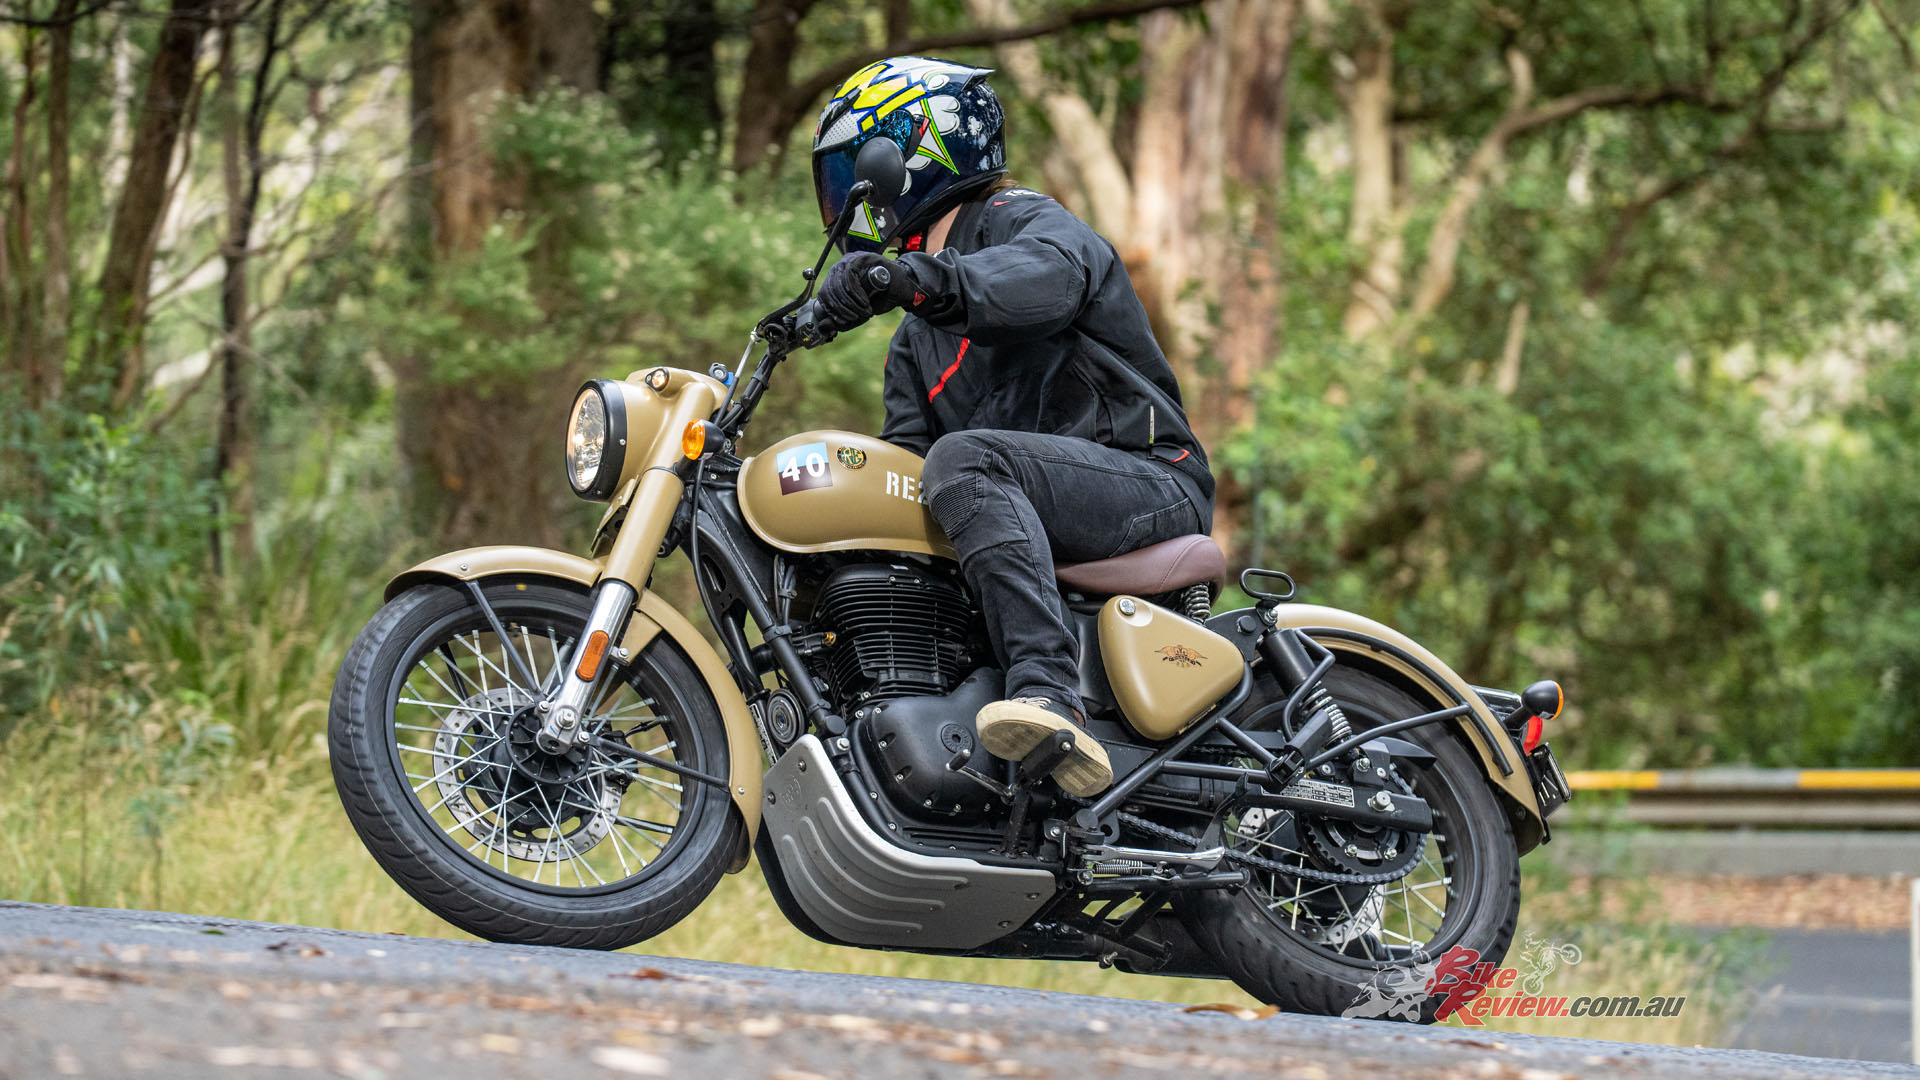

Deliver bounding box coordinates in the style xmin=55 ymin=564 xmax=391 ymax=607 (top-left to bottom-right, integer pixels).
xmin=1256 ymin=625 xmax=1350 ymax=775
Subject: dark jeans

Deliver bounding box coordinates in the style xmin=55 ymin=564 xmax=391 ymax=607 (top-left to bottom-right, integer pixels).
xmin=922 ymin=430 xmax=1212 ymax=714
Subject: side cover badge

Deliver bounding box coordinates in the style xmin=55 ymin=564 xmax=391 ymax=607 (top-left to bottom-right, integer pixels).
xmin=1157 ymin=644 xmax=1206 ymax=668
xmin=836 ymin=445 xmax=867 ymax=470
xmin=776 ymin=441 xmax=834 ymax=494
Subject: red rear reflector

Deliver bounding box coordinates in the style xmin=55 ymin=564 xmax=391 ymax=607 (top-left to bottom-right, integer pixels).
xmin=1522 ymin=713 xmax=1545 ymax=754
xmin=576 ymin=630 xmax=610 ymax=681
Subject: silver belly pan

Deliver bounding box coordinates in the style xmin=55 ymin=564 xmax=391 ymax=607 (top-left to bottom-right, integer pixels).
xmin=762 ymin=735 xmax=1056 ymax=949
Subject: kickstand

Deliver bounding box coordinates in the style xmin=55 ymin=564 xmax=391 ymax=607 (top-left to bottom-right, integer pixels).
xmin=995 ymin=729 xmax=1076 ymax=858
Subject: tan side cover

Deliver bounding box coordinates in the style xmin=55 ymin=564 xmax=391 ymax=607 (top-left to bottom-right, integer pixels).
xmin=738 ymin=430 xmax=955 ymax=559
xmin=1099 ymin=597 xmax=1242 ymax=740
xmin=383 ymin=546 xmax=763 ymax=867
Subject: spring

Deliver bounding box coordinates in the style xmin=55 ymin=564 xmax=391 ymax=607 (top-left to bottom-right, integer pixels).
xmin=1300 ymin=683 xmax=1352 ymax=745
xmin=1181 ymin=583 xmax=1211 ymax=621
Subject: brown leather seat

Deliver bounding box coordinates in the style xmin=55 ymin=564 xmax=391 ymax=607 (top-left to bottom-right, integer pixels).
xmin=1055 ymin=534 xmax=1227 ymax=596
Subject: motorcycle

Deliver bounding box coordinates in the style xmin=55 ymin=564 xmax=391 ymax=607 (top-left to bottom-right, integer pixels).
xmin=328 ymin=142 xmax=1573 ymax=1019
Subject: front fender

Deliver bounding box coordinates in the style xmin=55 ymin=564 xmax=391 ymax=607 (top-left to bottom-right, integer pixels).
xmin=386 ymin=546 xmax=762 ymax=870
xmin=1217 ymin=603 xmax=1547 ymax=853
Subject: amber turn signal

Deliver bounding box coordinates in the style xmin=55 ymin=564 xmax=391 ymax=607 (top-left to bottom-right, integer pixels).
xmin=1517 ymin=679 xmax=1561 ymax=753
xmin=575 ymin=630 xmax=610 ymax=681
xmin=682 ymin=420 xmax=719 ymax=460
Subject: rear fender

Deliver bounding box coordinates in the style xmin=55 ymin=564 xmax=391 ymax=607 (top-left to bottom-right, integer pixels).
xmin=1213 ymin=604 xmax=1547 ymax=853
xmin=386 ymin=546 xmax=762 ymax=870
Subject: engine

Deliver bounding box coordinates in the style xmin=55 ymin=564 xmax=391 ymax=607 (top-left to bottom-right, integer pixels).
xmin=812 ymin=562 xmax=977 ymax=708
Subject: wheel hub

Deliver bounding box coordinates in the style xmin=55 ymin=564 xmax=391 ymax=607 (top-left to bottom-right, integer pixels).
xmin=431 ymin=688 xmax=621 ymax=863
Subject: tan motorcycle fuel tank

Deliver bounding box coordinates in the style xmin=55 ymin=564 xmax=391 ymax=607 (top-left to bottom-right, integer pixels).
xmin=1100 ymin=596 xmax=1241 ymax=740
xmin=738 ymin=430 xmax=956 ymax=559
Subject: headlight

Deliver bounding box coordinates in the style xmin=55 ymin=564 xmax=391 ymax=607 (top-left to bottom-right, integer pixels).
xmin=565 ymin=380 xmax=628 ymax=501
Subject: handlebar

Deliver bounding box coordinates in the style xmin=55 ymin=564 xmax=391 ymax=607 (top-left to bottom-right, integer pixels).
xmin=786 ymin=262 xmax=894 ymax=351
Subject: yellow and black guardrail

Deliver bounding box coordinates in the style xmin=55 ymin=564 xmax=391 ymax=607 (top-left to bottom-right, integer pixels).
xmin=1564 ymin=768 xmax=1920 ymax=828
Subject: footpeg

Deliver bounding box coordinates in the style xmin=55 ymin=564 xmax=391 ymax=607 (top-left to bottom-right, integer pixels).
xmin=946 ymin=748 xmax=1013 ymax=801
xmin=993 ymin=729 xmax=1076 ymax=857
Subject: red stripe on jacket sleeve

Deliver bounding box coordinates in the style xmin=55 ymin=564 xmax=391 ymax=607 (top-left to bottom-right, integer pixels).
xmin=927 ymin=338 xmax=970 ymax=401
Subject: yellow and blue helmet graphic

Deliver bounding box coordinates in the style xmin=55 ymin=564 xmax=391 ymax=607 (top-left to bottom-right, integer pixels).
xmin=811 ymin=56 xmax=1006 ymax=253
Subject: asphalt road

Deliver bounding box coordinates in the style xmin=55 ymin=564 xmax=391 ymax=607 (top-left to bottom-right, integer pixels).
xmin=2 ymin=902 xmax=1914 ymax=1080
xmin=1725 ymin=929 xmax=1914 ymax=1063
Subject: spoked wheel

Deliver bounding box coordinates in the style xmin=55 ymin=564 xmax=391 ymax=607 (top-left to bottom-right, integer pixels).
xmin=1178 ymin=665 xmax=1521 ymax=1021
xmin=329 ymin=579 xmax=743 ymax=949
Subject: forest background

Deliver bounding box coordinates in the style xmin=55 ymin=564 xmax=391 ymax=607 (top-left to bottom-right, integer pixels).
xmin=0 ymin=0 xmax=1915 ymax=1028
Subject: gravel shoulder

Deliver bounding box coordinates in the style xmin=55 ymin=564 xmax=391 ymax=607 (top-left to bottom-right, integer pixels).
xmin=1 ymin=902 xmax=1912 ymax=1080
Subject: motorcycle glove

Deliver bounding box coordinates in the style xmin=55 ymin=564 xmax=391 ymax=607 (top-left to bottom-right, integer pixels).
xmin=816 ymin=252 xmax=921 ymax=332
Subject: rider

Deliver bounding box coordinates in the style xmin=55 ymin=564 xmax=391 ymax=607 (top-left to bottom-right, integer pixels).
xmin=808 ymin=57 xmax=1214 ymax=798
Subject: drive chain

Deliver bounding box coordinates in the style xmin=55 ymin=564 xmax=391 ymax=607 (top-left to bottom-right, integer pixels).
xmin=1118 ymin=811 xmax=1423 ymax=887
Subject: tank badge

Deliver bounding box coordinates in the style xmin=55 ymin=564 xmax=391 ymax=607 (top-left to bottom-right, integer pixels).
xmin=775 ymin=441 xmax=834 ymax=494
xmin=1157 ymin=644 xmax=1206 ymax=668
xmin=836 ymin=445 xmax=867 ymax=470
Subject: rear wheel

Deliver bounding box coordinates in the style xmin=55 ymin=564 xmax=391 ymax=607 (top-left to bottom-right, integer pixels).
xmin=329 ymin=579 xmax=743 ymax=949
xmin=1178 ymin=665 xmax=1521 ymax=1021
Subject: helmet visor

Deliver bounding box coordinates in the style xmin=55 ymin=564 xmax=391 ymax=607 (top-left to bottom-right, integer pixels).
xmin=813 ymin=143 xmax=859 ymax=229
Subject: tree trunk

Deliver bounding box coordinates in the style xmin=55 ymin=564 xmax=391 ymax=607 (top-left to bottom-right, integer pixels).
xmin=4 ymin=33 xmax=38 ymax=398
xmin=884 ymin=0 xmax=911 ymax=46
xmin=1339 ymin=8 xmax=1399 ymax=342
xmin=87 ymin=0 xmax=213 ymax=413
xmin=965 ymin=0 xmax=1135 ymax=237
xmin=730 ymin=0 xmax=817 ymax=174
xmin=213 ymin=0 xmax=286 ymax=571
xmin=41 ymin=0 xmax=76 ymax=409
xmin=601 ymin=0 xmax=721 ymax=162
xmin=1205 ymin=0 xmax=1297 ymax=562
xmin=401 ymin=0 xmax=603 ymax=547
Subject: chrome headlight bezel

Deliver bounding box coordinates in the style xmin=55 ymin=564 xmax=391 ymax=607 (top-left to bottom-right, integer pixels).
xmin=565 ymin=380 xmax=628 ymax=502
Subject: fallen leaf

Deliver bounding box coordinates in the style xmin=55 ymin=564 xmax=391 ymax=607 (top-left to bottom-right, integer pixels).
xmin=589 ymin=1046 xmax=669 ymax=1075
xmin=929 ymin=1047 xmax=988 ymax=1065
xmin=738 ymin=1017 xmax=783 ymax=1037
xmin=613 ymin=967 xmax=677 ymax=982
xmin=264 ymin=940 xmax=326 ymax=958
xmin=208 ymin=1047 xmax=321 ymax=1068
xmin=611 ymin=1030 xmax=657 ymax=1048
xmin=480 ymin=1033 xmax=521 ymax=1054
xmin=1182 ymin=1002 xmax=1260 ymax=1019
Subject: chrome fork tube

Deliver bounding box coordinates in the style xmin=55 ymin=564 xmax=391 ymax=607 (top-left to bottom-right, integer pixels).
xmin=534 ymin=580 xmax=636 ymax=752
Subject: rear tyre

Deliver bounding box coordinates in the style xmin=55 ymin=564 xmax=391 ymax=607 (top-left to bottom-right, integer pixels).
xmin=329 ymin=579 xmax=744 ymax=949
xmin=1178 ymin=665 xmax=1521 ymax=1021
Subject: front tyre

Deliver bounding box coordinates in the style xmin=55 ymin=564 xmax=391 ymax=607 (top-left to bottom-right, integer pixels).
xmin=1178 ymin=665 xmax=1521 ymax=1021
xmin=329 ymin=580 xmax=744 ymax=949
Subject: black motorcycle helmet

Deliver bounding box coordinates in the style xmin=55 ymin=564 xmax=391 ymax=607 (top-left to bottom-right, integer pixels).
xmin=811 ymin=56 xmax=1007 ymax=253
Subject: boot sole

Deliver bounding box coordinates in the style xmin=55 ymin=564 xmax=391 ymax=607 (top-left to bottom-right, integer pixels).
xmin=975 ymin=704 xmax=1113 ymax=798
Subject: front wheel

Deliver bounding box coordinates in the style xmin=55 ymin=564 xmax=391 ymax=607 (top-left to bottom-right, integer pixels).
xmin=328 ymin=579 xmax=744 ymax=949
xmin=1177 ymin=665 xmax=1522 ymax=1021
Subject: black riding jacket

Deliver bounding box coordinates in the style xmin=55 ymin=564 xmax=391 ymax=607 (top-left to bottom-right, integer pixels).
xmin=877 ymin=188 xmax=1215 ymax=507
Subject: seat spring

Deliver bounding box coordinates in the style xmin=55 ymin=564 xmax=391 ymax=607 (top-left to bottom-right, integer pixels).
xmin=1182 ymin=583 xmax=1211 ymax=622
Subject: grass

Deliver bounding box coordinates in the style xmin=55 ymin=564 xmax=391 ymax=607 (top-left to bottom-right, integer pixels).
xmin=0 ymin=561 xmax=1764 ymax=1044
